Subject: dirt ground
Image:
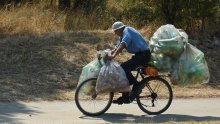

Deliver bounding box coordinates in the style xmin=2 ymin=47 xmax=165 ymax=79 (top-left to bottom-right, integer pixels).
xmin=0 ymin=31 xmax=219 ymax=102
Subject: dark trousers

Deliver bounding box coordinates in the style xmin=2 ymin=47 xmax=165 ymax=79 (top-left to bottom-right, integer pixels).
xmin=121 ymin=50 xmax=151 ymax=97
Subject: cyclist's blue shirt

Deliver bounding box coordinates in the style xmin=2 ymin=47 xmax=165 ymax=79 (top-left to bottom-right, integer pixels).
xmin=115 ymin=26 xmax=149 ymax=54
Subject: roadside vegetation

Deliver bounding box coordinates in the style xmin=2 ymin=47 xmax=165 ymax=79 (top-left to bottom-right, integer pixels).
xmin=0 ymin=0 xmax=219 ymax=101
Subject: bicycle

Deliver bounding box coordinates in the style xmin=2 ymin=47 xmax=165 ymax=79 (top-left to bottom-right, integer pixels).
xmin=75 ymin=59 xmax=173 ymax=116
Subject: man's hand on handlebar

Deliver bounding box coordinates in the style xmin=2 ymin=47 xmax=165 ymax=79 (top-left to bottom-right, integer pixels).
xmin=111 ymin=49 xmax=116 ymax=54
xmin=105 ymin=55 xmax=114 ymax=60
xmin=103 ymin=49 xmax=116 ymax=61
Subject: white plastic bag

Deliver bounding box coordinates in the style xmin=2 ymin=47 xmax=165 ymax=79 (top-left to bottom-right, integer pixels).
xmin=149 ymin=24 xmax=185 ymax=58
xmin=95 ymin=49 xmax=130 ymax=93
xmin=171 ymin=43 xmax=210 ymax=84
xmin=77 ymin=59 xmax=104 ymax=86
xmin=96 ymin=60 xmax=130 ymax=93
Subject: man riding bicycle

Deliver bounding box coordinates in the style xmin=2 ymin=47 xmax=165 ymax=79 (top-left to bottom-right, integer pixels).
xmin=106 ymin=21 xmax=151 ymax=104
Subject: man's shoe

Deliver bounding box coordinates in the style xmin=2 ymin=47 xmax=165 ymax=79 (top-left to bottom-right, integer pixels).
xmin=129 ymin=92 xmax=136 ymax=102
xmin=112 ymin=97 xmax=131 ymax=105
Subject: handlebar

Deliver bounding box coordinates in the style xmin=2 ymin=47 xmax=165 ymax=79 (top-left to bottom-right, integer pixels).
xmin=97 ymin=49 xmax=112 ymax=65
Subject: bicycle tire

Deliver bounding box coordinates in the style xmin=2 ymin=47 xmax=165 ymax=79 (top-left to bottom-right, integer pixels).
xmin=136 ymin=76 xmax=173 ymax=115
xmin=75 ymin=78 xmax=114 ymax=116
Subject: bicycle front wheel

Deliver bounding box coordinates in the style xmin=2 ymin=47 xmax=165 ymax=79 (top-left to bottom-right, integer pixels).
xmin=136 ymin=76 xmax=173 ymax=115
xmin=75 ymin=78 xmax=114 ymax=116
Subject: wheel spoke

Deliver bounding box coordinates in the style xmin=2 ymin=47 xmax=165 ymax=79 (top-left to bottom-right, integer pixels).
xmin=75 ymin=78 xmax=113 ymax=116
xmin=153 ymin=81 xmax=162 ymax=93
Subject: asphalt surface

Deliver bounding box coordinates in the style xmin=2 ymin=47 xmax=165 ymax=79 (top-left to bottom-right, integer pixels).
xmin=0 ymin=98 xmax=220 ymax=124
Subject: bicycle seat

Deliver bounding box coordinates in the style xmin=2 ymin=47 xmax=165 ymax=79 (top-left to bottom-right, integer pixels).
xmin=135 ymin=65 xmax=148 ymax=71
xmin=136 ymin=66 xmax=158 ymax=77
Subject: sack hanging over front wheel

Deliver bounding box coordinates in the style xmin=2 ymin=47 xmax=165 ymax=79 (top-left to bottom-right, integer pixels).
xmin=77 ymin=59 xmax=104 ymax=87
xmin=96 ymin=60 xmax=131 ymax=93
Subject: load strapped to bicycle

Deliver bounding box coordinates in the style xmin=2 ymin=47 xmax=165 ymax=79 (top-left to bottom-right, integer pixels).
xmin=75 ymin=24 xmax=210 ymax=116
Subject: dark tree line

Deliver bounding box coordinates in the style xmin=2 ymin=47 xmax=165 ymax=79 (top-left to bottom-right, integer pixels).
xmin=0 ymin=0 xmax=22 ymax=6
xmin=0 ymin=0 xmax=107 ymax=12
xmin=58 ymin=0 xmax=70 ymax=10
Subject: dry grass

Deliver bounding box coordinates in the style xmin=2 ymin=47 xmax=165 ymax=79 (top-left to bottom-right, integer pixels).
xmin=0 ymin=30 xmax=119 ymax=101
xmin=0 ymin=3 xmax=114 ymax=34
xmin=140 ymin=20 xmax=164 ymax=39
xmin=173 ymin=84 xmax=220 ymax=99
xmin=0 ymin=4 xmax=65 ymax=35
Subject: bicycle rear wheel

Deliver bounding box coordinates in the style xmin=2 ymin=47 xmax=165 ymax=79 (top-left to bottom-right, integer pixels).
xmin=75 ymin=78 xmax=114 ymax=116
xmin=136 ymin=76 xmax=173 ymax=115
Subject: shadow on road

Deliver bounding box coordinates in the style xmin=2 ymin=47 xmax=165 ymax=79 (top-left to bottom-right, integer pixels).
xmin=0 ymin=102 xmax=40 ymax=123
xmin=80 ymin=113 xmax=220 ymax=123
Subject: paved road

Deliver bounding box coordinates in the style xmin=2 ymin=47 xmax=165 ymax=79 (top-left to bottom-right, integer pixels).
xmin=0 ymin=99 xmax=220 ymax=124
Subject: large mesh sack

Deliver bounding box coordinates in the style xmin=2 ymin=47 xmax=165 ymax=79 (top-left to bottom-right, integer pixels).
xmin=96 ymin=60 xmax=130 ymax=93
xmin=171 ymin=43 xmax=210 ymax=85
xmin=149 ymin=53 xmax=175 ymax=72
xmin=77 ymin=59 xmax=104 ymax=86
xmin=149 ymin=24 xmax=187 ymax=58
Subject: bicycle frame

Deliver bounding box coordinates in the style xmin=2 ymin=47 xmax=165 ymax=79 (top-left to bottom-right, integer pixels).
xmin=134 ymin=67 xmax=145 ymax=80
xmin=134 ymin=67 xmax=163 ymax=95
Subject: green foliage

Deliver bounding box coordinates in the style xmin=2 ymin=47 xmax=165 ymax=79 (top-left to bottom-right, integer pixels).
xmin=0 ymin=0 xmax=219 ymax=34
xmin=72 ymin=0 xmax=107 ymax=14
xmin=150 ymin=0 xmax=220 ymax=35
xmin=122 ymin=2 xmax=155 ymax=28
xmin=58 ymin=0 xmax=71 ymax=10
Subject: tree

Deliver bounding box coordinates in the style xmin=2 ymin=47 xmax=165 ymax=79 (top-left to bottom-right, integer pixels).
xmin=72 ymin=0 xmax=106 ymax=13
xmin=59 ymin=0 xmax=70 ymax=10
xmin=153 ymin=0 xmax=219 ymax=32
xmin=155 ymin=0 xmax=184 ymax=24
